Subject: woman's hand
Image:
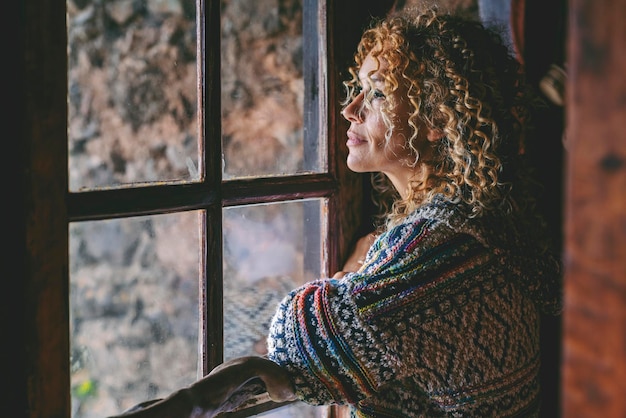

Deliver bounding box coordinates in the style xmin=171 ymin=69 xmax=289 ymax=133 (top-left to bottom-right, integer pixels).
xmin=208 ymin=356 xmax=296 ymax=403
xmin=108 ymin=356 xmax=295 ymax=418
xmin=333 ymin=232 xmax=377 ymax=278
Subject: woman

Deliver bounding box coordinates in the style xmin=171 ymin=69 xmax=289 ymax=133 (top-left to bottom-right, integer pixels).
xmin=113 ymin=7 xmax=561 ymax=418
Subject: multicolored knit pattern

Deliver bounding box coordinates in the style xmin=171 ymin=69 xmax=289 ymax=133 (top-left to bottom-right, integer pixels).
xmin=267 ymin=197 xmax=561 ymax=417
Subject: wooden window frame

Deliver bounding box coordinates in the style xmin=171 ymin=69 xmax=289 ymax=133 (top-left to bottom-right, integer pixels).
xmin=66 ymin=0 xmax=343 ymax=381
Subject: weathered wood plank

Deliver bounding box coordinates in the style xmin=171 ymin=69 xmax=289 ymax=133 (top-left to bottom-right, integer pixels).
xmin=21 ymin=0 xmax=71 ymax=417
xmin=563 ymin=0 xmax=626 ymax=416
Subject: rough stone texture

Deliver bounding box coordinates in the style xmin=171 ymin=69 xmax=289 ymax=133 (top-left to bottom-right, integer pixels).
xmin=220 ymin=0 xmax=305 ymax=178
xmin=68 ymin=0 xmax=199 ymax=190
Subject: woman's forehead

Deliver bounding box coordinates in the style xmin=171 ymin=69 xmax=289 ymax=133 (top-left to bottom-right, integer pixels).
xmin=358 ymin=54 xmax=388 ymax=83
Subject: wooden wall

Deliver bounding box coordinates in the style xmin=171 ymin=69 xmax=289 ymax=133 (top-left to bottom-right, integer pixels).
xmin=562 ymin=0 xmax=626 ymax=416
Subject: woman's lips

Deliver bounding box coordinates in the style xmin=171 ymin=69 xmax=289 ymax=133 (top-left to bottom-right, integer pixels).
xmin=346 ymin=132 xmax=366 ymax=146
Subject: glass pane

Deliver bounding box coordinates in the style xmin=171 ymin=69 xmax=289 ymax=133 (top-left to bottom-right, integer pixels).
xmin=221 ymin=0 xmax=323 ymax=179
xmin=223 ymin=199 xmax=327 ymax=417
xmin=67 ymin=0 xmax=200 ymax=191
xmin=223 ymin=200 xmax=322 ymax=360
xmin=69 ymin=212 xmax=201 ymax=418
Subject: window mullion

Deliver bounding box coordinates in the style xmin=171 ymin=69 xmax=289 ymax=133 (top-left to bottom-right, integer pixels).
xmin=202 ymin=0 xmax=224 ymax=373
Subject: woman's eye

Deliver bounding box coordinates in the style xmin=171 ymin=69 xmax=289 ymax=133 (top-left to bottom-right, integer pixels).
xmin=353 ymin=85 xmax=363 ymax=96
xmin=365 ymin=89 xmax=385 ymax=101
xmin=372 ymin=90 xmax=386 ymax=99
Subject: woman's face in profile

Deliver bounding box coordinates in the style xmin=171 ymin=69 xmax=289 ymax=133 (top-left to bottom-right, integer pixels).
xmin=342 ymin=53 xmax=430 ymax=183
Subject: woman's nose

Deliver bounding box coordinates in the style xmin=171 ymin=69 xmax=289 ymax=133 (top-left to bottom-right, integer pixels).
xmin=342 ymin=93 xmax=364 ymax=123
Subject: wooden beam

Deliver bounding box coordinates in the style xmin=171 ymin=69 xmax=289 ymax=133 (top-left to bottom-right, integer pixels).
xmin=20 ymin=0 xmax=71 ymax=417
xmin=563 ymin=0 xmax=626 ymax=416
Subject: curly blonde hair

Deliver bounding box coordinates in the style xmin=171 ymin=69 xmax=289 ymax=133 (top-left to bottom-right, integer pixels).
xmin=343 ymin=8 xmax=542 ymax=229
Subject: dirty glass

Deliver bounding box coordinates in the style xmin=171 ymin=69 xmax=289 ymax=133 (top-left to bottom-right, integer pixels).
xmin=67 ymin=0 xmax=199 ymax=191
xmin=222 ymin=199 xmax=322 ymax=360
xmin=222 ymin=199 xmax=326 ymax=417
xmin=69 ymin=212 xmax=200 ymax=417
xmin=221 ymin=0 xmax=323 ymax=179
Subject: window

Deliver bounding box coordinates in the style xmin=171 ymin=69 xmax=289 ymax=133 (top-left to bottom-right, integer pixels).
xmin=65 ymin=0 xmax=364 ymax=417
xmin=17 ymin=0 xmax=393 ymax=417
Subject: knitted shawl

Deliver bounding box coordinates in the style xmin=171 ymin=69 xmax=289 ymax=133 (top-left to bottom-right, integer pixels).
xmin=267 ymin=196 xmax=561 ymax=417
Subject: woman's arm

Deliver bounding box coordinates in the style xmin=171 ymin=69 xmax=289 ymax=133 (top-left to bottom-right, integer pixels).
xmin=108 ymin=356 xmax=295 ymax=418
xmin=267 ymin=213 xmax=481 ymax=405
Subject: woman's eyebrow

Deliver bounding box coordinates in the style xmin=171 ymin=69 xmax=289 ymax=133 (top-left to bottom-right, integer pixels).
xmin=358 ymin=73 xmax=384 ymax=86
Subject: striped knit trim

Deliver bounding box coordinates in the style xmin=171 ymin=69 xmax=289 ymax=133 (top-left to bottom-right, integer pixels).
xmin=357 ymin=218 xmax=435 ymax=277
xmin=317 ymin=282 xmax=379 ymax=394
xmin=271 ymin=279 xmax=391 ymax=404
xmin=290 ymin=284 xmax=343 ymax=399
xmin=353 ymin=233 xmax=491 ymax=322
xmin=307 ymin=282 xmax=378 ymax=401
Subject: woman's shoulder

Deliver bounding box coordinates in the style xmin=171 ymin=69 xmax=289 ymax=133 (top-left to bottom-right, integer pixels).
xmin=403 ymin=195 xmax=471 ymax=233
xmin=401 ymin=195 xmax=513 ymax=249
xmin=372 ymin=196 xmax=476 ymax=258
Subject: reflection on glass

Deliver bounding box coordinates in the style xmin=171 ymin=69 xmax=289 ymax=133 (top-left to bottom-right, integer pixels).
xmin=67 ymin=0 xmax=199 ymax=191
xmin=223 ymin=200 xmax=327 ymax=417
xmin=221 ymin=0 xmax=321 ymax=178
xmin=222 ymin=200 xmax=322 ymax=361
xmin=69 ymin=212 xmax=200 ymax=418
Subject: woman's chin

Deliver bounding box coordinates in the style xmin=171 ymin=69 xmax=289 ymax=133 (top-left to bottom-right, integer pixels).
xmin=346 ymin=159 xmax=369 ymax=173
xmin=346 ymin=152 xmax=373 ymax=172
